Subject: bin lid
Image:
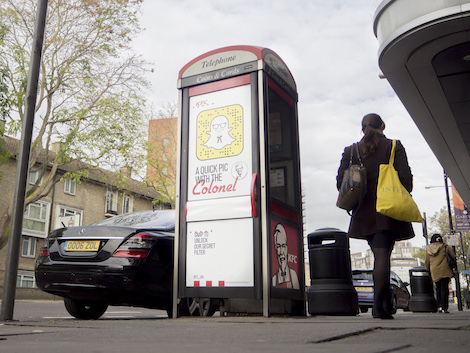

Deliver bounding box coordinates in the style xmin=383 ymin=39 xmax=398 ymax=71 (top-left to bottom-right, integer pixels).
xmin=409 ymin=266 xmax=429 ymax=276
xmin=308 ymin=228 xmax=346 ymax=237
xmin=307 ymin=228 xmax=348 ymax=247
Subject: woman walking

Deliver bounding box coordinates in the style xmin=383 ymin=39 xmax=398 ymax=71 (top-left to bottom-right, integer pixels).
xmin=425 ymin=233 xmax=456 ymax=313
xmin=337 ymin=113 xmax=415 ymax=319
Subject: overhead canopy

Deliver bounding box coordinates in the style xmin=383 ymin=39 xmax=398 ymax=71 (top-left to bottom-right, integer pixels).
xmin=374 ymin=1 xmax=470 ymax=205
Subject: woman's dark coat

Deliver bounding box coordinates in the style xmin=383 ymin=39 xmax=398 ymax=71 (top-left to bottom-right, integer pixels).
xmin=337 ymin=134 xmax=415 ymax=241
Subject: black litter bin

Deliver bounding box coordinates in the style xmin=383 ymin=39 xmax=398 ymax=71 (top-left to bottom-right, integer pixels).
xmin=464 ymin=288 xmax=470 ymax=309
xmin=307 ymin=228 xmax=358 ymax=315
xmin=408 ymin=266 xmax=437 ymax=312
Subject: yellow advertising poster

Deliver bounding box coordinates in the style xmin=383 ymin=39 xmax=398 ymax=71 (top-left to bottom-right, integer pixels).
xmin=196 ymin=104 xmax=244 ymax=160
xmin=187 ymin=84 xmax=252 ymax=202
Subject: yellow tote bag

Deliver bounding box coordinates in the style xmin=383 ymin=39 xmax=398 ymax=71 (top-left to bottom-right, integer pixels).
xmin=376 ymin=140 xmax=423 ymax=223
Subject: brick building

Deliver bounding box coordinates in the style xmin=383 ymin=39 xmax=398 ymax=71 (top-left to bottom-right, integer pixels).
xmin=147 ymin=117 xmax=177 ymax=207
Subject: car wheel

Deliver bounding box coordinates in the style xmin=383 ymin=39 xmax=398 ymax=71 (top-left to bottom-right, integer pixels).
xmin=187 ymin=297 xmax=216 ymax=317
xmin=64 ymin=298 xmax=108 ymax=320
xmin=390 ymin=295 xmax=398 ymax=315
xmin=359 ymin=306 xmax=368 ymax=313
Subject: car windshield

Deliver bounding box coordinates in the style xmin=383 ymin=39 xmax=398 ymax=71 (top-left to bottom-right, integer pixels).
xmin=352 ymin=272 xmax=373 ymax=280
xmin=91 ymin=210 xmax=175 ymax=230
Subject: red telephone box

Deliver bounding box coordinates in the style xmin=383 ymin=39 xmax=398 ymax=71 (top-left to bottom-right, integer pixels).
xmin=174 ymin=46 xmax=304 ymax=316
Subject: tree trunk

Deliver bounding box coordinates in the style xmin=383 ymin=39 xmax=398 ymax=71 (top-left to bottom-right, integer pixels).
xmin=0 ymin=206 xmax=12 ymax=251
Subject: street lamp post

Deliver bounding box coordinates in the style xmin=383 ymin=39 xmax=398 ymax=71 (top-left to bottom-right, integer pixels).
xmin=443 ymin=172 xmax=454 ymax=234
xmin=422 ymin=212 xmax=428 ymax=246
xmin=443 ymin=171 xmax=463 ymax=311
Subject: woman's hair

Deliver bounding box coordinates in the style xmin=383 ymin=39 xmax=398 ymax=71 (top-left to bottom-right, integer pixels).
xmin=361 ymin=113 xmax=385 ymax=157
xmin=430 ymin=233 xmax=443 ymax=243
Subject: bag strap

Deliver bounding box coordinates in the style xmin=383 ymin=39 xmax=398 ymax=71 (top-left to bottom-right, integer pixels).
xmin=348 ymin=143 xmax=355 ymax=166
xmin=357 ymin=144 xmax=366 ymax=211
xmin=389 ymin=140 xmax=396 ymax=165
xmin=349 ymin=143 xmax=363 ymax=165
xmin=355 ymin=143 xmax=364 ymax=166
xmin=347 ymin=143 xmax=366 ymax=217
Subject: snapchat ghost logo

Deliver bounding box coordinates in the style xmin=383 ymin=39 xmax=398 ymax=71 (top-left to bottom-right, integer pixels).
xmin=196 ymin=104 xmax=243 ymax=160
xmin=204 ymin=115 xmax=235 ymax=150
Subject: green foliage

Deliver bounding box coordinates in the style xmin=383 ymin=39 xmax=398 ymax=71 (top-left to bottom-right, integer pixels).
xmin=412 ymin=247 xmax=426 ymax=263
xmin=428 ymin=206 xmax=453 ymax=235
xmin=0 ymin=22 xmax=12 ymax=182
xmin=0 ymin=0 xmax=151 ymax=249
xmin=0 ymin=22 xmax=10 ymax=121
xmin=0 ymin=0 xmax=150 ymax=173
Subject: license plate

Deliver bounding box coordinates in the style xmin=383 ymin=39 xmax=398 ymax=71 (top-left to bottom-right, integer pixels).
xmin=65 ymin=240 xmax=100 ymax=252
xmin=355 ymin=286 xmax=373 ymax=292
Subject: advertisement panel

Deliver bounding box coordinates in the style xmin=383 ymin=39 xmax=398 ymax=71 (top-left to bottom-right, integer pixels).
xmin=187 ymin=83 xmax=252 ymax=202
xmin=186 ymin=218 xmax=254 ymax=287
xmin=185 ymin=79 xmax=254 ymax=287
xmin=270 ymin=219 xmax=301 ymax=290
xmin=452 ymin=184 xmax=470 ymax=231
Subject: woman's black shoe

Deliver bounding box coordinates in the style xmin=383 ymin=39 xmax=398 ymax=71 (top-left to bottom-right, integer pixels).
xmin=372 ymin=309 xmax=394 ymax=320
xmin=373 ymin=312 xmax=394 ymax=319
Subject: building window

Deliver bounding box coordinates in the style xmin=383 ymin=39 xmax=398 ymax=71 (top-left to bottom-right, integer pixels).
xmin=163 ymin=138 xmax=169 ymax=147
xmin=122 ymin=194 xmax=133 ymax=214
xmin=23 ymin=201 xmax=49 ymax=237
xmin=106 ymin=190 xmax=118 ymax=214
xmin=17 ymin=271 xmax=36 ymax=288
xmin=64 ymin=177 xmax=76 ymax=195
xmin=21 ymin=236 xmax=36 ymax=258
xmin=59 ymin=206 xmax=81 ymax=218
xmin=29 ymin=170 xmax=43 ymax=186
xmin=55 ymin=206 xmax=82 ymax=229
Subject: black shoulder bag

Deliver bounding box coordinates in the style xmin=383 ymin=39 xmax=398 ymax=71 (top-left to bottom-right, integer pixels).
xmin=445 ymin=245 xmax=457 ymax=270
xmin=336 ymin=143 xmax=367 ymax=215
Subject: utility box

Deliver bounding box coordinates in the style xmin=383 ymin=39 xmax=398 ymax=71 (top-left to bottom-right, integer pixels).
xmin=174 ymin=46 xmax=304 ymax=317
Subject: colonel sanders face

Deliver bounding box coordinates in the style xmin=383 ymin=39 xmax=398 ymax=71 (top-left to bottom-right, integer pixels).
xmin=274 ymin=224 xmax=288 ymax=272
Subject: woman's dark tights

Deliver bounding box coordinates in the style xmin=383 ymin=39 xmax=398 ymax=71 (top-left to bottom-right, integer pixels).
xmin=371 ymin=246 xmax=394 ymax=314
xmin=435 ymin=277 xmax=450 ymax=311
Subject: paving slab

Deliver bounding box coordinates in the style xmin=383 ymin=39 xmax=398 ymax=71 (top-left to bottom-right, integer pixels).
xmin=1 ymin=302 xmax=469 ymax=353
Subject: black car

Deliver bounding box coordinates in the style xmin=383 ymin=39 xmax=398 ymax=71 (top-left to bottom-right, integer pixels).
xmin=352 ymin=269 xmax=411 ymax=314
xmin=35 ymin=209 xmax=216 ymax=319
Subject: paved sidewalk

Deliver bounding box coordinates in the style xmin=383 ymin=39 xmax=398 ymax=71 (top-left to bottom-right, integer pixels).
xmin=1 ymin=304 xmax=469 ymax=353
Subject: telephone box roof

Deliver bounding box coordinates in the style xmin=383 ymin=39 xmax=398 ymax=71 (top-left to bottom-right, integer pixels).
xmin=178 ymin=45 xmax=296 ymax=90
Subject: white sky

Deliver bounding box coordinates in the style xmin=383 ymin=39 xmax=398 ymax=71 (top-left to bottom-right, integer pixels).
xmin=131 ymin=0 xmax=448 ymax=254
